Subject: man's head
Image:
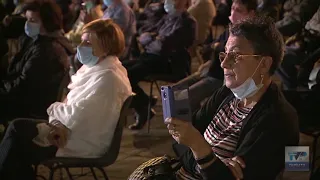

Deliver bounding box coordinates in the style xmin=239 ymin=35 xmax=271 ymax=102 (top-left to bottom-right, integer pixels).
xmin=229 ymin=0 xmax=257 ymax=24
xmin=23 ymin=1 xmax=62 ymax=36
xmin=164 ymin=0 xmax=188 ymax=13
xmin=221 ymin=16 xmax=284 ymax=89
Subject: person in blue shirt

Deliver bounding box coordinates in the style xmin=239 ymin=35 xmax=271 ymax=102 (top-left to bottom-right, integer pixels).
xmin=102 ymin=0 xmax=136 ymax=61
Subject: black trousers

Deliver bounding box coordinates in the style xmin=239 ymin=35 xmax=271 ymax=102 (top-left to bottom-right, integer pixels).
xmin=0 ymin=119 xmax=57 ymax=180
xmin=0 ymin=94 xmax=22 ymax=123
xmin=122 ymin=53 xmax=170 ymax=112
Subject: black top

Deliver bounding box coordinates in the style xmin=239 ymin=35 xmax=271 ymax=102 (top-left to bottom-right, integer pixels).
xmin=173 ymin=83 xmax=300 ymax=180
xmin=0 ymin=34 xmax=70 ymax=119
xmin=144 ymin=11 xmax=197 ymax=56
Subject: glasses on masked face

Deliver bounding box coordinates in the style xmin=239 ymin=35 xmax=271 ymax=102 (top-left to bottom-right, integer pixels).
xmin=219 ymin=52 xmax=262 ymax=66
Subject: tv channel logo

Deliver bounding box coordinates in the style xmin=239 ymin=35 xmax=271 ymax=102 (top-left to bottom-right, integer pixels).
xmin=285 ymin=146 xmax=309 ymax=171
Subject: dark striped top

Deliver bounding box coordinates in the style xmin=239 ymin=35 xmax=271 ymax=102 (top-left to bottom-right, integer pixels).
xmin=204 ymin=98 xmax=252 ymax=160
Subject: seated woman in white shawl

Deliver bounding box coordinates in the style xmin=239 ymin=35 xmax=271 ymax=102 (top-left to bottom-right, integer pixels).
xmin=0 ymin=19 xmax=132 ymax=180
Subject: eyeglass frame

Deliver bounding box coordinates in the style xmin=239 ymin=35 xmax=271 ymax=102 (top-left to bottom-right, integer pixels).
xmin=219 ymin=52 xmax=263 ymax=66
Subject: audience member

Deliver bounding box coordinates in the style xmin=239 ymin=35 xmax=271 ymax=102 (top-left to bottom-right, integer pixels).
xmin=0 ymin=19 xmax=132 ymax=180
xmin=129 ymin=15 xmax=299 ymax=180
xmin=102 ymin=0 xmax=137 ymax=60
xmin=187 ymin=0 xmax=216 ymax=59
xmin=275 ymin=0 xmax=320 ymax=37
xmin=1 ymin=0 xmax=16 ymax=15
xmin=55 ymin=0 xmax=73 ymax=32
xmin=176 ymin=0 xmax=257 ymax=112
xmin=0 ymin=1 xmax=73 ymax=123
xmin=65 ymin=0 xmax=103 ymax=46
xmin=125 ymin=0 xmax=197 ymax=130
xmin=188 ymin=0 xmax=216 ymax=45
xmin=212 ymin=0 xmax=232 ymax=26
xmin=131 ymin=1 xmax=166 ymax=58
xmin=137 ymin=0 xmax=166 ymax=31
xmin=276 ymin=6 xmax=320 ymax=89
xmin=256 ymin=0 xmax=278 ymax=20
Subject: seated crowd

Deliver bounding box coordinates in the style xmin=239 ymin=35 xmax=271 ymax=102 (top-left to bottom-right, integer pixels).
xmin=0 ymin=0 xmax=319 ymax=179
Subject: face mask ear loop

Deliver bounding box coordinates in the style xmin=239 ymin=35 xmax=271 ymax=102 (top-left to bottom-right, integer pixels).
xmin=260 ymin=74 xmax=264 ymax=84
xmin=250 ymin=57 xmax=264 ymax=80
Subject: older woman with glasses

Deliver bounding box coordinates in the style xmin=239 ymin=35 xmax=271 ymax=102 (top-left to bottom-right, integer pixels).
xmin=130 ymin=16 xmax=299 ymax=180
xmin=167 ymin=16 xmax=299 ymax=180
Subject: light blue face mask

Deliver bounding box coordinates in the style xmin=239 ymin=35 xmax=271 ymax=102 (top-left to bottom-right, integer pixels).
xmin=13 ymin=0 xmax=19 ymax=6
xmin=85 ymin=1 xmax=95 ymax=12
xmin=24 ymin=21 xmax=40 ymax=38
xmin=230 ymin=60 xmax=264 ymax=100
xmin=76 ymin=46 xmax=99 ymax=67
xmin=164 ymin=0 xmax=176 ymax=14
xmin=103 ymin=0 xmax=113 ymax=6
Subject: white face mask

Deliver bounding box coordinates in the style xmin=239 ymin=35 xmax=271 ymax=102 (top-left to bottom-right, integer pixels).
xmin=230 ymin=60 xmax=264 ymax=100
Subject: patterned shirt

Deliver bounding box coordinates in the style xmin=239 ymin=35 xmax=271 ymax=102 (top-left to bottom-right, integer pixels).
xmin=204 ymin=98 xmax=252 ymax=160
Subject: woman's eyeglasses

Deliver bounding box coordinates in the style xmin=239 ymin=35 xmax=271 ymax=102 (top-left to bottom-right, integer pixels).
xmin=219 ymin=52 xmax=262 ymax=65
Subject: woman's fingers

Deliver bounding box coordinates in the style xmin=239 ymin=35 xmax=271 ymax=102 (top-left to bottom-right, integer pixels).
xmin=227 ymin=163 xmax=240 ymax=180
xmin=232 ymin=156 xmax=246 ymax=168
xmin=228 ymin=160 xmax=243 ymax=179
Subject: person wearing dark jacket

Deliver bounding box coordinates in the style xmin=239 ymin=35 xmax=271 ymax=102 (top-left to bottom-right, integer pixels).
xmin=175 ymin=0 xmax=257 ymax=112
xmin=166 ymin=16 xmax=299 ymax=180
xmin=0 ymin=1 xmax=73 ymax=123
xmin=125 ymin=0 xmax=197 ymax=130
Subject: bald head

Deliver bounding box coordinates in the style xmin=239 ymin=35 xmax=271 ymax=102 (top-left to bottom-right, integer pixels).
xmin=173 ymin=0 xmax=189 ymax=11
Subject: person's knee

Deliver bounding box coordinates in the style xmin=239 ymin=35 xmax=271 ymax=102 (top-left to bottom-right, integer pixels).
xmin=7 ymin=119 xmax=29 ymax=131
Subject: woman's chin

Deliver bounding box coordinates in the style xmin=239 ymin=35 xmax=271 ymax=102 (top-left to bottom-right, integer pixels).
xmin=225 ymin=81 xmax=240 ymax=89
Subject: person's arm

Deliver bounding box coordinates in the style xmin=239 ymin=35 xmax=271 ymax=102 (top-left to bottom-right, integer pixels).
xmin=172 ymin=86 xmax=230 ymax=158
xmin=199 ymin=112 xmax=299 ymax=180
xmin=298 ymin=47 xmax=320 ymax=84
xmin=46 ymin=73 xmax=129 ymax=132
xmin=2 ymin=46 xmax=47 ymax=95
xmin=146 ymin=16 xmax=197 ymax=54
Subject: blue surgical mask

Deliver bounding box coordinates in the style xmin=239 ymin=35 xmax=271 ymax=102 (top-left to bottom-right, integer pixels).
xmin=85 ymin=1 xmax=95 ymax=12
xmin=24 ymin=21 xmax=40 ymax=38
xmin=164 ymin=0 xmax=175 ymax=14
xmin=13 ymin=0 xmax=19 ymax=6
xmin=76 ymin=46 xmax=99 ymax=67
xmin=103 ymin=0 xmax=113 ymax=6
xmin=230 ymin=60 xmax=264 ymax=100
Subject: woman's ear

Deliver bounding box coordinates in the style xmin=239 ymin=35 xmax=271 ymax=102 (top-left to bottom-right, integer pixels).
xmin=261 ymin=56 xmax=272 ymax=74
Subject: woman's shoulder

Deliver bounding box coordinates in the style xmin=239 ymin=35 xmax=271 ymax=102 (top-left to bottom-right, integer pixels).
xmin=256 ymin=83 xmax=299 ymax=127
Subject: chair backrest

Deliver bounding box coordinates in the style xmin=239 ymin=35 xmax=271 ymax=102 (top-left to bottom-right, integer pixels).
xmin=57 ymin=71 xmax=71 ymax=102
xmin=101 ymin=94 xmax=134 ymax=164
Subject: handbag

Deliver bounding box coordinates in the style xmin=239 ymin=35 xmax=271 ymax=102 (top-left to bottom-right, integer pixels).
xmin=128 ymin=155 xmax=181 ymax=180
xmin=143 ymin=155 xmax=181 ymax=180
